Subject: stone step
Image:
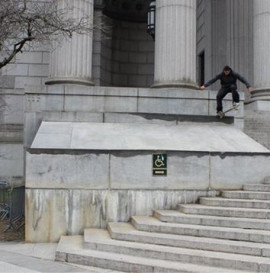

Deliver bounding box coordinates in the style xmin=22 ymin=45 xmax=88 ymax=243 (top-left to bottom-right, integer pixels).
xmin=56 ymin=235 xmax=244 ymax=273
xmin=154 ymin=209 xmax=270 ymax=230
xmin=243 ymin=184 xmax=270 ymax=192
xmin=82 ymin=228 xmax=270 ymax=272
xmin=199 ymin=197 xmax=270 ymax=209
xmin=130 ymin=216 xmax=270 ymax=243
xmin=108 ymin=222 xmax=270 ymax=257
xmin=222 ymin=190 xmax=270 ymax=200
xmin=179 ymin=204 xmax=270 ymax=219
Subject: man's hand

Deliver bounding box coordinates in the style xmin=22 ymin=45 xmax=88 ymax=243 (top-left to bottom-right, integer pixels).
xmin=199 ymin=85 xmax=206 ymax=91
xmin=248 ymin=87 xmax=253 ymax=93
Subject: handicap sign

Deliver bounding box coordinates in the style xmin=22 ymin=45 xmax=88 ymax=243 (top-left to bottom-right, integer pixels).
xmin=152 ymin=153 xmax=167 ymax=176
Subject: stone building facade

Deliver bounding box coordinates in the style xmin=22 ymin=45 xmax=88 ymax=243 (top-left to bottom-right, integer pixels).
xmin=1 ymin=0 xmax=270 ymax=242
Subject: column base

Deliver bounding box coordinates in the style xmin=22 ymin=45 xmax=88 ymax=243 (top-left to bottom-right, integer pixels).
xmin=46 ymin=77 xmax=94 ymax=86
xmin=151 ymin=81 xmax=198 ymax=90
xmin=250 ymin=87 xmax=270 ymax=101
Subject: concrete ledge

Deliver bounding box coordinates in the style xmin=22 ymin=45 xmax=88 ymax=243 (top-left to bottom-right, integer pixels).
xmin=26 ymin=150 xmax=270 ymax=190
xmin=24 ymin=85 xmax=245 ymax=148
xmin=25 ymin=85 xmax=244 ymax=117
xmin=30 ymin=122 xmax=266 ymax=152
xmin=26 ymin=121 xmax=270 ymax=190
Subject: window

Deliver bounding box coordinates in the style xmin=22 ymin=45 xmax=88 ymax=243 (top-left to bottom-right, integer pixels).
xmin=198 ymin=51 xmax=205 ymax=86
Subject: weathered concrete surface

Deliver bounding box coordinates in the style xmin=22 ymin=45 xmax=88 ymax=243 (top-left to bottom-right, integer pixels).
xmin=25 ymin=189 xmax=219 ymax=242
xmin=31 ymin=121 xmax=265 ymax=152
xmin=24 ymin=85 xmax=245 ymax=149
xmin=27 ymin=121 xmax=270 ymax=190
xmin=25 ymin=121 xmax=270 ymax=242
xmin=0 ymin=143 xmax=24 ymax=187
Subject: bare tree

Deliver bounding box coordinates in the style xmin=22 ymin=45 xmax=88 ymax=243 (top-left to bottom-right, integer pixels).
xmin=0 ymin=0 xmax=97 ymax=69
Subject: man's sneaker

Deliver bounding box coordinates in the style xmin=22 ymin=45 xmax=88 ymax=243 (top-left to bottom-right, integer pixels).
xmin=216 ymin=111 xmax=225 ymax=119
xmin=232 ymin=102 xmax=240 ymax=110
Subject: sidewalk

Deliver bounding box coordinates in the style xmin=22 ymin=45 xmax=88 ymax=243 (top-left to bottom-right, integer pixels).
xmin=0 ymin=241 xmax=119 ymax=273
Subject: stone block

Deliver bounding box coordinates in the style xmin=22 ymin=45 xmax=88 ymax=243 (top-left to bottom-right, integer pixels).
xmin=1 ymin=94 xmax=24 ymax=124
xmin=210 ymin=154 xmax=270 ymax=189
xmin=139 ymin=41 xmax=154 ymax=52
xmin=0 ymin=143 xmax=24 ymax=179
xmin=28 ymin=64 xmax=49 ymax=77
xmin=138 ymin=64 xmax=153 ymax=75
xmin=64 ymin=95 xmax=105 ymax=112
xmin=110 ymin=152 xmax=209 ymax=190
xmin=112 ymin=74 xmax=128 ymax=86
xmin=25 ymin=189 xmax=69 ymax=242
xmin=15 ymin=76 xmax=42 ymax=89
xmin=138 ymin=97 xmax=208 ymax=115
xmin=25 ymin=93 xmax=64 ymax=112
xmin=16 ymin=52 xmax=43 ymax=64
xmin=0 ymin=76 xmax=15 ymax=89
xmin=42 ymin=52 xmax=50 ymax=64
xmin=26 ymin=152 xmax=110 ymax=189
xmin=104 ymin=96 xmax=138 ymax=112
xmin=128 ymin=75 xmax=147 ymax=87
xmin=120 ymin=64 xmax=137 ymax=74
xmin=2 ymin=64 xmax=29 ymax=76
xmin=129 ymin=53 xmax=147 ymax=64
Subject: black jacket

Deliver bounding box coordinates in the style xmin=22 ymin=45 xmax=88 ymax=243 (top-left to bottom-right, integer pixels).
xmin=204 ymin=70 xmax=251 ymax=89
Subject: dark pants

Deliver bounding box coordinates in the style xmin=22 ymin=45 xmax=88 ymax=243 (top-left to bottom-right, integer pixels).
xmin=216 ymin=84 xmax=239 ymax=112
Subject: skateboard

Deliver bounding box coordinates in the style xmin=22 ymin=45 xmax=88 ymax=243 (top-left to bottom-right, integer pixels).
xmin=216 ymin=104 xmax=239 ymax=119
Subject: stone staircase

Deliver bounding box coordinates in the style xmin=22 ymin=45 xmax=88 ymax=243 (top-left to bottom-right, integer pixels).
xmin=56 ymin=182 xmax=270 ymax=272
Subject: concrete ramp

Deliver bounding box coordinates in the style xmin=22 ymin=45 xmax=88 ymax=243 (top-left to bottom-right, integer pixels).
xmin=25 ymin=121 xmax=270 ymax=242
xmin=31 ymin=121 xmax=269 ymax=153
xmin=27 ymin=121 xmax=270 ymax=189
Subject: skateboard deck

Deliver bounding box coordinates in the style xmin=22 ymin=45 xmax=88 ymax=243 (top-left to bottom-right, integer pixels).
xmin=216 ymin=105 xmax=239 ymax=119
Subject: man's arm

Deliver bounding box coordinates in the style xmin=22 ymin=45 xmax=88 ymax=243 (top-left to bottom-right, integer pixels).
xmin=200 ymin=73 xmax=222 ymax=90
xmin=235 ymin=72 xmax=253 ymax=92
xmin=204 ymin=73 xmax=222 ymax=87
xmin=235 ymin=72 xmax=251 ymax=88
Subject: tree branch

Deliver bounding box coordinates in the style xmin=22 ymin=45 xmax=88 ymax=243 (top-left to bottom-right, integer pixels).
xmin=0 ymin=37 xmax=33 ymax=69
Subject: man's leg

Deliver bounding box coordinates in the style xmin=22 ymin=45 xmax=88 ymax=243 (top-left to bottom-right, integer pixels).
xmin=216 ymin=87 xmax=228 ymax=112
xmin=230 ymin=84 xmax=239 ymax=104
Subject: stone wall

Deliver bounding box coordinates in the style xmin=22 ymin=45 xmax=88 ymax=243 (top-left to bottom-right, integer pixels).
xmin=0 ymin=43 xmax=49 ymax=186
xmin=25 ymin=187 xmax=219 ymax=242
xmin=244 ymin=106 xmax=270 ymax=150
xmin=25 ymin=129 xmax=270 ymax=242
xmin=99 ymin=19 xmax=154 ymax=87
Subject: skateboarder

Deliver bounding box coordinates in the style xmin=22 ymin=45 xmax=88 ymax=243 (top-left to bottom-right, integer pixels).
xmin=199 ymin=66 xmax=253 ymax=115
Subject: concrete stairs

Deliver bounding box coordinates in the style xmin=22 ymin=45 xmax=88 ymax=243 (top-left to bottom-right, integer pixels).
xmin=56 ymin=183 xmax=270 ymax=272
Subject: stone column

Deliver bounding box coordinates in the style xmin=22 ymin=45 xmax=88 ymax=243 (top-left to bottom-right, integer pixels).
xmin=210 ymin=0 xmax=253 ymax=93
xmin=252 ymin=0 xmax=270 ymax=100
xmin=46 ymin=0 xmax=94 ymax=86
xmin=153 ymin=0 xmax=197 ymax=89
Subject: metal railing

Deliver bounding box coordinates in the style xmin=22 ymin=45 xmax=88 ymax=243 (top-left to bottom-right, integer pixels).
xmin=0 ymin=181 xmax=25 ymax=232
xmin=0 ymin=181 xmax=9 ymax=220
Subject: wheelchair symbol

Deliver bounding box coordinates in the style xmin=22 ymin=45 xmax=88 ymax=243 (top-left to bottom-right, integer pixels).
xmin=154 ymin=155 xmax=165 ymax=168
